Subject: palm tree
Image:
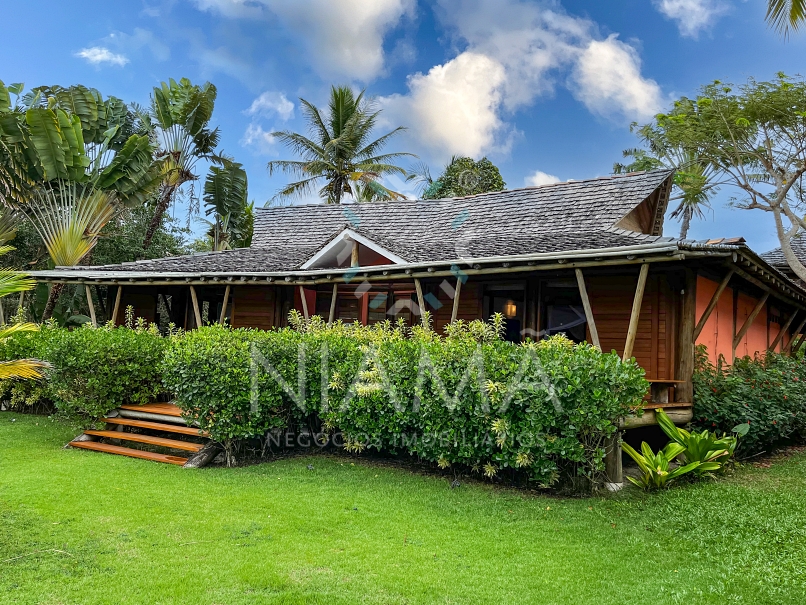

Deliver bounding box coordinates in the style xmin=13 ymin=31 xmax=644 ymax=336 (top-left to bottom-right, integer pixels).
xmin=141 ymin=78 xmax=220 ymax=251
xmin=0 ymin=82 xmax=160 ymax=320
xmin=615 ymin=126 xmax=718 ymax=239
xmin=268 ymin=86 xmax=413 ymax=204
xmin=202 ymin=157 xmax=252 ymax=250
xmin=767 ymin=0 xmax=806 ymax=37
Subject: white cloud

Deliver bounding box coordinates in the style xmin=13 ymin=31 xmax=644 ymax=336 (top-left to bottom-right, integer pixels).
xmin=379 ymin=0 xmax=663 ymax=161
xmin=525 ymin=170 xmax=560 ymax=187
xmin=570 ymin=35 xmax=663 ymax=122
xmin=241 ymin=123 xmax=277 ymax=154
xmin=246 ymin=92 xmax=294 ymax=121
xmin=105 ymin=28 xmax=170 ymax=62
xmin=653 ymin=0 xmax=727 ymax=37
xmin=381 ymin=52 xmax=508 ymax=158
xmin=191 ymin=0 xmax=414 ymax=80
xmin=74 ymin=47 xmax=129 ymax=67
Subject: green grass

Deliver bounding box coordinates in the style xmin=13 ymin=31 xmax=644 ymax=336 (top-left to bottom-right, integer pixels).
xmin=1 ymin=413 xmax=805 ymax=604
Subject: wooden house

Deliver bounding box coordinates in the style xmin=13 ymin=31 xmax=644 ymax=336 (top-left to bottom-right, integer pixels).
xmin=32 ymin=169 xmax=806 ymax=481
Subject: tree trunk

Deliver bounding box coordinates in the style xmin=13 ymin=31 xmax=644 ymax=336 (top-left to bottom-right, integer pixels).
xmin=41 ymin=283 xmax=65 ymax=322
xmin=679 ymin=209 xmax=691 ymax=239
xmin=773 ymin=205 xmax=806 ymax=283
xmin=142 ymin=184 xmax=176 ymax=252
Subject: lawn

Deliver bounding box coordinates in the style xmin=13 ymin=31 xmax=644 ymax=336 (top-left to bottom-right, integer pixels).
xmin=1 ymin=413 xmax=805 ymax=604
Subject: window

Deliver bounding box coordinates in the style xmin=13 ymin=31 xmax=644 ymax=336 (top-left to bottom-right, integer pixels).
xmin=541 ymin=280 xmax=587 ymax=343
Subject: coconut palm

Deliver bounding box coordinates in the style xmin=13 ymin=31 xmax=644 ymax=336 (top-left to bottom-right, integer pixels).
xmin=767 ymin=0 xmax=806 ymax=37
xmin=140 ymin=78 xmax=220 ymax=251
xmin=267 ymin=86 xmax=413 ymax=204
xmin=0 ymin=81 xmax=160 ymax=320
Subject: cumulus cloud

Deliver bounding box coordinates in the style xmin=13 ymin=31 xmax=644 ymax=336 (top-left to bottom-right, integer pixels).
xmin=246 ymin=92 xmax=295 ymax=121
xmin=74 ymin=47 xmax=129 ymax=67
xmin=525 ymin=170 xmax=561 ymax=187
xmin=653 ymin=0 xmax=727 ymax=37
xmin=570 ymin=35 xmax=663 ymax=122
xmin=191 ymin=0 xmax=414 ymax=80
xmin=380 ymin=0 xmax=663 ymax=161
xmin=241 ymin=123 xmax=278 ymax=154
xmin=382 ymin=52 xmax=508 ymax=158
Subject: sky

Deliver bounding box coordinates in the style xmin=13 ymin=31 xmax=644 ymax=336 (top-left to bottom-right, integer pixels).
xmin=1 ymin=0 xmax=804 ymax=253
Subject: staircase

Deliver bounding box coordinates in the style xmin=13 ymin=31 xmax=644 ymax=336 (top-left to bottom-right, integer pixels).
xmin=68 ymin=403 xmax=215 ymax=467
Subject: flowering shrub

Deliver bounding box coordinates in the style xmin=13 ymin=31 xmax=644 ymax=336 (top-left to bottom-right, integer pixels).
xmin=692 ymin=346 xmax=806 ymax=455
xmin=163 ymin=313 xmax=648 ymax=486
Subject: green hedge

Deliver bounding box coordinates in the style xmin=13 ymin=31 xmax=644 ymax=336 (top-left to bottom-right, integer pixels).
xmin=0 ymin=319 xmax=166 ymax=424
xmin=692 ymin=346 xmax=806 ymax=455
xmin=162 ymin=315 xmax=648 ymax=485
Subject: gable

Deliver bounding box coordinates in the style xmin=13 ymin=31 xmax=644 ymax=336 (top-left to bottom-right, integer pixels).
xmin=300 ymin=229 xmax=406 ymax=269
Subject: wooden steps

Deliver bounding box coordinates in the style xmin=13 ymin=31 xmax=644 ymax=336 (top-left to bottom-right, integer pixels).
xmin=84 ymin=430 xmax=204 ymax=452
xmin=103 ymin=417 xmax=208 ymax=437
xmin=70 ymin=440 xmax=188 ymax=465
xmin=119 ymin=403 xmax=183 ymax=417
xmin=68 ymin=402 xmax=214 ymax=467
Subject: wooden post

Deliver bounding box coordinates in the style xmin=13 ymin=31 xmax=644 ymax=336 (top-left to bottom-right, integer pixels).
xmin=328 ymin=283 xmax=338 ymax=324
xmin=769 ymin=310 xmax=797 ymax=352
xmin=604 ymin=432 xmax=623 ymax=487
xmin=692 ymin=268 xmax=734 ymax=340
xmin=676 ymin=269 xmax=697 ymax=403
xmin=112 ymin=286 xmax=123 ymax=326
xmin=450 ymin=277 xmax=463 ymax=323
xmin=414 ymin=278 xmax=426 ymax=325
xmin=0 ymin=298 xmax=5 ymax=326
xmin=351 ymin=240 xmax=359 ymax=268
xmin=84 ymin=285 xmax=97 ymax=328
xmin=575 ymin=268 xmax=600 ymax=349
xmin=622 ymin=263 xmax=650 ymax=361
xmin=18 ymin=290 xmax=24 ymax=312
xmin=732 ymin=292 xmax=770 ymax=357
xmin=785 ymin=314 xmax=806 ymax=353
xmin=219 ymin=285 xmax=231 ymax=325
xmin=299 ymin=285 xmax=309 ymax=319
xmin=189 ymin=285 xmax=202 ymax=328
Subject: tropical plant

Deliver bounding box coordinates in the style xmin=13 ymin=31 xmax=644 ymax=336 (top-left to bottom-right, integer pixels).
xmin=767 ymin=0 xmax=806 ymax=37
xmin=656 ymin=408 xmax=746 ymax=474
xmin=614 ymin=139 xmax=718 ymax=238
xmin=268 ymin=85 xmax=413 ymax=204
xmin=202 ymin=157 xmax=252 ymax=250
xmin=409 ymin=156 xmax=506 ymax=200
xmin=140 ymin=78 xmax=220 ymax=250
xmin=622 ymin=441 xmax=701 ymax=490
xmin=627 ymin=74 xmax=806 ymax=280
xmin=0 ymin=81 xmax=161 ymax=320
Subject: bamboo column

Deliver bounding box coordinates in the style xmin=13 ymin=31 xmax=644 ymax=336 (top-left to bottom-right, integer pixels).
xmin=414 ymin=278 xmax=426 ymax=326
xmin=328 ymin=283 xmax=338 ymax=324
xmin=575 ymin=268 xmax=600 ymax=349
xmin=84 ymin=285 xmax=97 ymax=328
xmin=299 ymin=285 xmax=309 ymax=319
xmin=219 ymin=285 xmax=231 ymax=325
xmin=111 ymin=286 xmax=123 ymax=326
xmin=622 ymin=263 xmax=650 ymax=361
xmin=450 ymin=277 xmax=463 ymax=323
xmin=189 ymin=285 xmax=202 ymax=328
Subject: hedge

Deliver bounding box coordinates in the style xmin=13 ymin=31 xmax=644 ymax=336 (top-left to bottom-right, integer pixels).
xmin=692 ymin=346 xmax=806 ymax=455
xmin=162 ymin=314 xmax=649 ymax=485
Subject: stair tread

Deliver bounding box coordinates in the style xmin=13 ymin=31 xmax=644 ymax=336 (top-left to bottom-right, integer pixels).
xmin=104 ymin=417 xmax=209 ymax=437
xmin=69 ymin=440 xmax=188 ymax=465
xmin=84 ymin=430 xmax=203 ymax=452
xmin=641 ymin=402 xmax=693 ymax=410
xmin=119 ymin=403 xmax=183 ymax=417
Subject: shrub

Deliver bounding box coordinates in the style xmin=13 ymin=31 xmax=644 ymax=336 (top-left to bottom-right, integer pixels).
xmin=0 ymin=323 xmax=59 ymax=413
xmin=692 ymin=346 xmax=806 ymax=455
xmin=0 ymin=315 xmax=167 ymax=425
xmin=163 ymin=315 xmax=649 ymax=485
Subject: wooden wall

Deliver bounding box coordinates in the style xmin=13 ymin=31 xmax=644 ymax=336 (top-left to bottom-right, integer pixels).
xmin=433 ymin=280 xmax=483 ymax=334
xmin=231 ymin=286 xmax=281 ymax=330
xmin=585 ymin=274 xmax=675 ymax=380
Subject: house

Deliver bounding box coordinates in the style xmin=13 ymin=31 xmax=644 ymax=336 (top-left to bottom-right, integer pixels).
xmin=31 ymin=169 xmax=806 ymax=481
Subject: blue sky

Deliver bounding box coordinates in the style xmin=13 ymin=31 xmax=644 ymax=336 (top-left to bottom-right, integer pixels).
xmin=1 ymin=0 xmax=803 ymax=252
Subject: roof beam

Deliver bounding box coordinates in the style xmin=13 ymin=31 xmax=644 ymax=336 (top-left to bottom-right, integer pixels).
xmin=692 ymin=268 xmax=735 ymax=340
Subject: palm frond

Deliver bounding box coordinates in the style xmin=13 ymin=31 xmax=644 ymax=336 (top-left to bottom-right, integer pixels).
xmin=767 ymin=0 xmax=806 ymax=37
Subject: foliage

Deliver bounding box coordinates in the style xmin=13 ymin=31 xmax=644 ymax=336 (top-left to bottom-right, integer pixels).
xmin=656 ymin=407 xmax=746 ymax=475
xmin=410 ymin=156 xmax=506 ymax=200
xmin=628 ymin=74 xmax=806 ymax=280
xmin=767 ymin=0 xmax=806 ymax=37
xmin=692 ymin=346 xmax=806 ymax=455
xmin=163 ymin=318 xmax=648 ymax=484
xmin=140 ymin=77 xmax=220 ymax=250
xmin=622 ymin=441 xmax=701 ymax=490
xmin=0 ymin=316 xmax=167 ymax=425
xmin=268 ymin=85 xmax=413 ymax=204
xmin=202 ymin=157 xmax=252 ymax=250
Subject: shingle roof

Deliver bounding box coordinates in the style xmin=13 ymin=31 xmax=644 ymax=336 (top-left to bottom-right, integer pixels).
xmin=760 ymin=236 xmax=806 ymax=273
xmin=76 ymin=169 xmax=674 ymax=274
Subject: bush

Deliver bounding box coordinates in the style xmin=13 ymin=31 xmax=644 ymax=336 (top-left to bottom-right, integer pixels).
xmin=163 ymin=314 xmax=648 ymax=485
xmin=0 ymin=316 xmax=167 ymax=425
xmin=692 ymin=346 xmax=806 ymax=455
xmin=0 ymin=323 xmax=59 ymax=413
